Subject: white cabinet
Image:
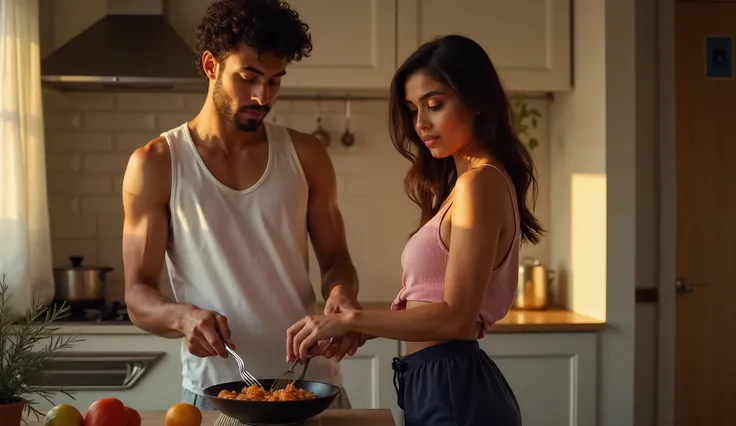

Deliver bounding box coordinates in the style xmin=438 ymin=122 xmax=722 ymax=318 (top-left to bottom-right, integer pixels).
xmin=41 ymin=0 xmax=571 ymax=93
xmin=280 ymin=0 xmax=398 ymax=91
xmin=396 ymin=0 xmax=572 ymax=92
xmin=285 ymin=0 xmax=572 ymax=93
xmin=480 ymin=332 xmax=597 ymax=426
xmin=338 ymin=338 xmax=402 ymax=426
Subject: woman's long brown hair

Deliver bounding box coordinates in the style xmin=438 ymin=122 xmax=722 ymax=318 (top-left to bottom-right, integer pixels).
xmin=388 ymin=34 xmax=545 ymax=245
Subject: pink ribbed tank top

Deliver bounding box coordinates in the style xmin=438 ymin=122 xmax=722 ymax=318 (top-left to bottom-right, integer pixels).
xmin=390 ymin=164 xmax=520 ymax=338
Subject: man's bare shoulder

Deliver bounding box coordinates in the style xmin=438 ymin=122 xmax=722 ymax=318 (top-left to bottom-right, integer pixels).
xmin=285 ymin=127 xmax=335 ymax=187
xmin=287 ymin=127 xmax=331 ymax=164
xmin=123 ymin=136 xmax=171 ymax=202
xmin=128 ymin=136 xmax=170 ymax=171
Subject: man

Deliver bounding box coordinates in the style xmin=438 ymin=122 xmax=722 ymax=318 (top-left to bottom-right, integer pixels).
xmin=121 ymin=0 xmax=362 ymax=410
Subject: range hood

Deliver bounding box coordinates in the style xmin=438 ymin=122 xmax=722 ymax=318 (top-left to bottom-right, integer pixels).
xmin=41 ymin=0 xmax=206 ymax=92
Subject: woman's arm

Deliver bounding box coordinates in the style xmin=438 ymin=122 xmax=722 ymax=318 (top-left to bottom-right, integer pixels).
xmin=345 ymin=167 xmax=514 ymax=340
xmin=286 ymin=167 xmax=516 ymax=360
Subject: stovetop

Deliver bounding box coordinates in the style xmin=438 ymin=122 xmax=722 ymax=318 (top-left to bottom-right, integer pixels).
xmin=49 ymin=301 xmax=132 ymax=323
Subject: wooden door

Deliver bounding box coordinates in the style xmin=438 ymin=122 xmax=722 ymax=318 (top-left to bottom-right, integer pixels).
xmin=675 ymin=2 xmax=736 ymax=425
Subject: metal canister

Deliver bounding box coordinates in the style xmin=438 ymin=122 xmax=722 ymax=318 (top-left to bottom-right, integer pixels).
xmin=513 ymin=257 xmax=555 ymax=310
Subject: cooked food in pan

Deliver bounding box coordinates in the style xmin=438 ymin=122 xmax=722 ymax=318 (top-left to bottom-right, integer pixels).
xmin=217 ymin=382 xmax=316 ymax=402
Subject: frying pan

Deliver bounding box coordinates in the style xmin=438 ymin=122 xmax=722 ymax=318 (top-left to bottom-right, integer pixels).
xmin=203 ymin=358 xmax=341 ymax=425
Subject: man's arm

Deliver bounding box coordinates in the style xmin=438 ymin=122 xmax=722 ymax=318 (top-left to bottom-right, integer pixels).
xmin=122 ymin=138 xmax=188 ymax=337
xmin=290 ymin=130 xmax=359 ymax=302
xmin=122 ymin=137 xmax=232 ymax=357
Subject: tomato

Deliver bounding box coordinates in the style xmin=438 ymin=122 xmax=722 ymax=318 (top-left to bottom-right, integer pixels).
xmin=164 ymin=403 xmax=202 ymax=426
xmin=124 ymin=407 xmax=141 ymax=426
xmin=84 ymin=398 xmax=127 ymax=426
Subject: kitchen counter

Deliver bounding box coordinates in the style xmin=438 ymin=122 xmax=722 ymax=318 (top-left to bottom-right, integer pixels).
xmin=25 ymin=409 xmax=395 ymax=426
xmin=490 ymin=308 xmax=605 ymax=332
xmin=324 ymin=302 xmax=606 ymax=332
xmin=51 ymin=303 xmax=604 ymax=335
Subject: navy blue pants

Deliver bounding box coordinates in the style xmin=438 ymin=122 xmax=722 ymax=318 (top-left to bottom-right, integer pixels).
xmin=392 ymin=340 xmax=522 ymax=426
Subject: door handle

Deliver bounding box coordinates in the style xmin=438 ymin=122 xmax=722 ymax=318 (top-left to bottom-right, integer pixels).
xmin=676 ymin=279 xmax=709 ymax=294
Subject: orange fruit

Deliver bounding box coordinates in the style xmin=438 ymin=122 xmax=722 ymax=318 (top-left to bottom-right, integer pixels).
xmin=165 ymin=403 xmax=202 ymax=426
xmin=44 ymin=404 xmax=84 ymax=426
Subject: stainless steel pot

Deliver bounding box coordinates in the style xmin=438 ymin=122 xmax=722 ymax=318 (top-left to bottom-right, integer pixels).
xmin=53 ymin=256 xmax=112 ymax=307
xmin=513 ymin=256 xmax=555 ymax=310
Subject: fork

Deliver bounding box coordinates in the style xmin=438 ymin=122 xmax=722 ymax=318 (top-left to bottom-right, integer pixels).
xmin=270 ymin=357 xmax=311 ymax=391
xmin=224 ymin=343 xmax=264 ymax=389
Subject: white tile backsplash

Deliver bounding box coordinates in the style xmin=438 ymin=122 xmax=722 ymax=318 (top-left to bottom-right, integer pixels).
xmin=42 ymin=89 xmax=551 ymax=304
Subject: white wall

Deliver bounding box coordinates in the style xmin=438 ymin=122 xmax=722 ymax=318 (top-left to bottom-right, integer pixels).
xmin=550 ymin=0 xmax=643 ymax=424
xmin=603 ymin=0 xmax=638 ymax=424
xmin=549 ymin=0 xmax=607 ymax=320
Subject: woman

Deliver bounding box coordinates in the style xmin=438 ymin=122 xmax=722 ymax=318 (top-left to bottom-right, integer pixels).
xmin=286 ymin=34 xmax=544 ymax=426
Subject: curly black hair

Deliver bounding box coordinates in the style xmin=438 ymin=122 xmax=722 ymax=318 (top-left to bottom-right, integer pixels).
xmin=194 ymin=0 xmax=313 ymax=77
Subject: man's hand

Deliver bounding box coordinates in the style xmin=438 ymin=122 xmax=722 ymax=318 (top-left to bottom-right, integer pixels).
xmin=179 ymin=306 xmax=234 ymax=359
xmin=320 ymin=287 xmax=365 ymax=361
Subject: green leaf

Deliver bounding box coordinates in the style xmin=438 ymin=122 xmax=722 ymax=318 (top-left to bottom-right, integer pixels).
xmin=511 ymin=96 xmax=543 ymax=151
xmin=0 ymin=274 xmax=81 ymax=422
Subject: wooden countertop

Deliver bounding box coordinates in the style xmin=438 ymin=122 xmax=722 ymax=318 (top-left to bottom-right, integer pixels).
xmin=490 ymin=308 xmax=605 ymax=332
xmin=318 ymin=302 xmax=606 ymax=332
xmin=52 ymin=303 xmax=604 ymax=335
xmin=25 ymin=409 xmax=395 ymax=426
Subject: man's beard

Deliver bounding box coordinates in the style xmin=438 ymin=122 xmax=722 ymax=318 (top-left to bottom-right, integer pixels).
xmin=213 ymin=76 xmax=271 ymax=132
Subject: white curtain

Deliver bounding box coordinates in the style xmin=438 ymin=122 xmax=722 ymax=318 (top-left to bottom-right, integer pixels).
xmin=0 ymin=0 xmax=54 ymax=319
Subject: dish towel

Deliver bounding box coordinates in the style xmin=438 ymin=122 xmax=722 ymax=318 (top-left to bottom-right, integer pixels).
xmin=214 ymin=413 xmax=322 ymax=426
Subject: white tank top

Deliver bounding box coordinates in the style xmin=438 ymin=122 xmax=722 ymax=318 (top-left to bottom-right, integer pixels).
xmin=161 ymin=122 xmax=341 ymax=394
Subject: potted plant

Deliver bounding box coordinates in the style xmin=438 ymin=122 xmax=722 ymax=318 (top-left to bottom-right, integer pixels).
xmin=511 ymin=94 xmax=542 ymax=152
xmin=0 ymin=273 xmax=81 ymax=425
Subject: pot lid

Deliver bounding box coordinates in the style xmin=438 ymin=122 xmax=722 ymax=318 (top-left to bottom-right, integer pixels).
xmin=54 ymin=256 xmax=113 ymax=272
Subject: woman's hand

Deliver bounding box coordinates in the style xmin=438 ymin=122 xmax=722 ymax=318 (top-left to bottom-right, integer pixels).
xmin=286 ymin=312 xmax=351 ymax=362
xmin=322 ymin=287 xmax=363 ymax=362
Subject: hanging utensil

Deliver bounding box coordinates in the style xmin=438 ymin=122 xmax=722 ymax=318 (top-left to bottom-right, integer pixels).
xmin=310 ymin=97 xmax=330 ymax=146
xmin=340 ymin=97 xmax=355 ymax=147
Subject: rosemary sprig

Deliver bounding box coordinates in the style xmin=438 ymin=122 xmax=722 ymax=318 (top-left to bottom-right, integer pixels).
xmin=0 ymin=274 xmax=82 ymax=422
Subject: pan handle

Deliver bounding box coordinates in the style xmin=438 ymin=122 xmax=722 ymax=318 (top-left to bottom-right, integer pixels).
xmin=296 ymin=357 xmax=311 ymax=381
